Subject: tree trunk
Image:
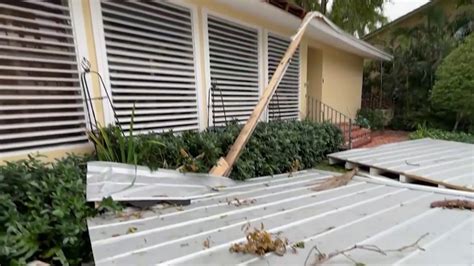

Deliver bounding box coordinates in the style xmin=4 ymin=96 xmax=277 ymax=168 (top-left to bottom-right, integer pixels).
xmin=321 ymin=0 xmax=328 ymax=14
xmin=453 ymin=112 xmax=463 ymax=132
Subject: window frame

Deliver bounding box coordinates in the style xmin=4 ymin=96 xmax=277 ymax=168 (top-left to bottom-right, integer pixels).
xmin=89 ymin=0 xmax=204 ymax=130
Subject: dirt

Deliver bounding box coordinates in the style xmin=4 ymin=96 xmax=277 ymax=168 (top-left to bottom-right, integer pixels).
xmin=361 ymin=130 xmax=409 ymax=148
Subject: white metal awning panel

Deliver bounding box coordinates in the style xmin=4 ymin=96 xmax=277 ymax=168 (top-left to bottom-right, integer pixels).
xmin=328 ymin=138 xmax=474 ymax=191
xmin=87 ymin=169 xmax=473 ymax=265
xmin=86 ymin=161 xmax=236 ymax=202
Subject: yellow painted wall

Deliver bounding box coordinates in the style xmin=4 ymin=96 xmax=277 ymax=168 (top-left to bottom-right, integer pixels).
xmin=307 ymin=47 xmax=323 ymax=100
xmin=320 ymin=48 xmax=364 ymax=119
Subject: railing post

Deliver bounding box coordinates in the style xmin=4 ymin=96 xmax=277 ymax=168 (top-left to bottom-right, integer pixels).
xmin=348 ymin=118 xmax=353 ymax=149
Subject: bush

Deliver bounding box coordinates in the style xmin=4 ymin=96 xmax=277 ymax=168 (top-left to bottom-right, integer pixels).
xmin=0 ymin=154 xmax=119 ymax=265
xmin=95 ymin=121 xmax=343 ymax=181
xmin=356 ymin=109 xmax=384 ymax=130
xmin=409 ymin=124 xmax=474 ymax=144
xmin=431 ymin=34 xmax=474 ymax=131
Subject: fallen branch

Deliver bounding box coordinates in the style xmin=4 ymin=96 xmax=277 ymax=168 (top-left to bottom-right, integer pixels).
xmin=430 ymin=199 xmax=474 ymax=210
xmin=304 ymin=233 xmax=429 ymax=265
xmin=310 ymin=169 xmax=357 ymax=192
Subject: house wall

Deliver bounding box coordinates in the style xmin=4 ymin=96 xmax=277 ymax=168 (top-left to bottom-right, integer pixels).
xmin=1 ymin=0 xmax=366 ymax=163
xmin=307 ymin=47 xmax=323 ymax=100
xmin=320 ymin=48 xmax=364 ymax=118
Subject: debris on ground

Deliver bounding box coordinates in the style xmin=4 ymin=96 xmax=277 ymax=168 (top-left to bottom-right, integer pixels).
xmin=305 ymin=233 xmax=429 ymax=265
xmin=227 ymin=197 xmax=257 ymax=207
xmin=310 ymin=169 xmax=357 ymax=192
xmin=430 ymin=199 xmax=474 ymax=210
xmin=126 ymin=227 xmax=138 ymax=234
xmin=203 ymin=237 xmax=211 ymax=249
xmin=116 ymin=210 xmax=144 ymax=221
xmin=230 ymin=223 xmax=288 ymax=256
xmin=290 ymin=241 xmax=306 ymax=253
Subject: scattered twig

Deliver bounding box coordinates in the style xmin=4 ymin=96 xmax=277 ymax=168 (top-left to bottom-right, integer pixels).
xmin=227 ymin=197 xmax=257 ymax=207
xmin=310 ymin=169 xmax=357 ymax=192
xmin=305 ymin=233 xmax=429 ymax=265
xmin=430 ymin=199 xmax=474 ymax=210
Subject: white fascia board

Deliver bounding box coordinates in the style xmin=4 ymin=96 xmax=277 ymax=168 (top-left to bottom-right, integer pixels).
xmin=214 ymin=0 xmax=392 ymax=61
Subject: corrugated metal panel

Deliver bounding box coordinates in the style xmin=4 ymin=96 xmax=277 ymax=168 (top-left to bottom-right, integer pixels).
xmin=207 ymin=15 xmax=260 ymax=126
xmin=328 ymin=138 xmax=474 ymax=191
xmin=267 ymin=33 xmax=300 ymax=121
xmin=87 ymin=169 xmax=474 ymax=265
xmin=0 ymin=0 xmax=87 ymax=153
xmin=86 ymin=161 xmax=236 ymax=202
xmin=100 ymin=1 xmax=200 ymax=133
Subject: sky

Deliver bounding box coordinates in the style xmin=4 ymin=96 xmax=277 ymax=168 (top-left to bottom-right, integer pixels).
xmin=383 ymin=0 xmax=430 ymax=22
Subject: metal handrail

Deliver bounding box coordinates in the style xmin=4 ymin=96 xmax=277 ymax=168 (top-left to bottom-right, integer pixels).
xmin=306 ymin=95 xmax=353 ymax=149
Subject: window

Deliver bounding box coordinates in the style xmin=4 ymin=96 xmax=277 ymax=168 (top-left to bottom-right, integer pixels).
xmin=0 ymin=1 xmax=87 ymax=154
xmin=267 ymin=33 xmax=300 ymax=120
xmin=207 ymin=15 xmax=260 ymax=126
xmin=99 ymin=1 xmax=200 ymax=133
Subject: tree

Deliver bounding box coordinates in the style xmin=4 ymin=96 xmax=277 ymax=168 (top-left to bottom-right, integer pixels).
xmin=431 ymin=34 xmax=474 ymax=131
xmin=292 ymin=0 xmax=388 ymax=36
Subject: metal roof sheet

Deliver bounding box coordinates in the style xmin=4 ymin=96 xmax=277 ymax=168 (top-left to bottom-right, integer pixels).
xmin=87 ymin=168 xmax=474 ymax=265
xmin=86 ymin=161 xmax=236 ymax=203
xmin=328 ymin=138 xmax=474 ymax=191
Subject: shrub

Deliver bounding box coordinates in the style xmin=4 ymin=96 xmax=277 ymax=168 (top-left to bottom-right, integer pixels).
xmin=0 ymin=154 xmax=119 ymax=265
xmin=94 ymin=121 xmax=343 ymax=181
xmin=409 ymin=124 xmax=474 ymax=144
xmin=431 ymin=34 xmax=474 ymax=131
xmin=356 ymin=108 xmax=384 ymax=130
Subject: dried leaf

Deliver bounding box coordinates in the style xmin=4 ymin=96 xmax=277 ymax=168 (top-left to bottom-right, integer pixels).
xmin=126 ymin=227 xmax=138 ymax=234
xmin=229 ymin=225 xmax=289 ymax=257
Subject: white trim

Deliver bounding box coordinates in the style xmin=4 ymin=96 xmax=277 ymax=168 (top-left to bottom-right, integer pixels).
xmin=89 ymin=0 xmax=114 ymax=126
xmin=212 ymin=0 xmax=392 ymax=61
xmin=187 ymin=3 xmax=205 ymax=131
xmin=202 ymin=9 xmax=212 ymax=128
xmin=0 ymin=143 xmax=93 ymax=161
xmin=69 ymin=0 xmax=93 ymax=131
xmin=257 ymin=26 xmax=265 ymax=122
xmin=262 ymin=28 xmax=269 ymax=122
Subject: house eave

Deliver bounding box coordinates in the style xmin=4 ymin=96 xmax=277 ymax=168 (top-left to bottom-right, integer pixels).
xmin=214 ymin=0 xmax=393 ymax=61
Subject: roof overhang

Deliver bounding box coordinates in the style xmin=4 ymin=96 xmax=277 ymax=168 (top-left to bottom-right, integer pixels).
xmin=214 ymin=0 xmax=393 ymax=61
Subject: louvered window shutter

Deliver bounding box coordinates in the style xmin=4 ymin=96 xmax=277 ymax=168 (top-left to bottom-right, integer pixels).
xmin=0 ymin=1 xmax=87 ymax=154
xmin=207 ymin=15 xmax=260 ymax=126
xmin=268 ymin=33 xmax=300 ymax=120
xmin=100 ymin=1 xmax=199 ymax=133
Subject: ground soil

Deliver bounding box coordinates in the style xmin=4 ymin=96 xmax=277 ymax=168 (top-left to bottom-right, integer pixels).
xmin=361 ymin=130 xmax=410 ymax=148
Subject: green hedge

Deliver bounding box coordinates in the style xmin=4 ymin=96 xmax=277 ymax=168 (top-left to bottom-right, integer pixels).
xmin=98 ymin=120 xmax=343 ymax=180
xmin=409 ymin=125 xmax=474 ymax=144
xmin=0 ymin=155 xmax=119 ymax=265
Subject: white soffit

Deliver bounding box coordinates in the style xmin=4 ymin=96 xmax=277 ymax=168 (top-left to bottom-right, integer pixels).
xmin=214 ymin=0 xmax=393 ymax=61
